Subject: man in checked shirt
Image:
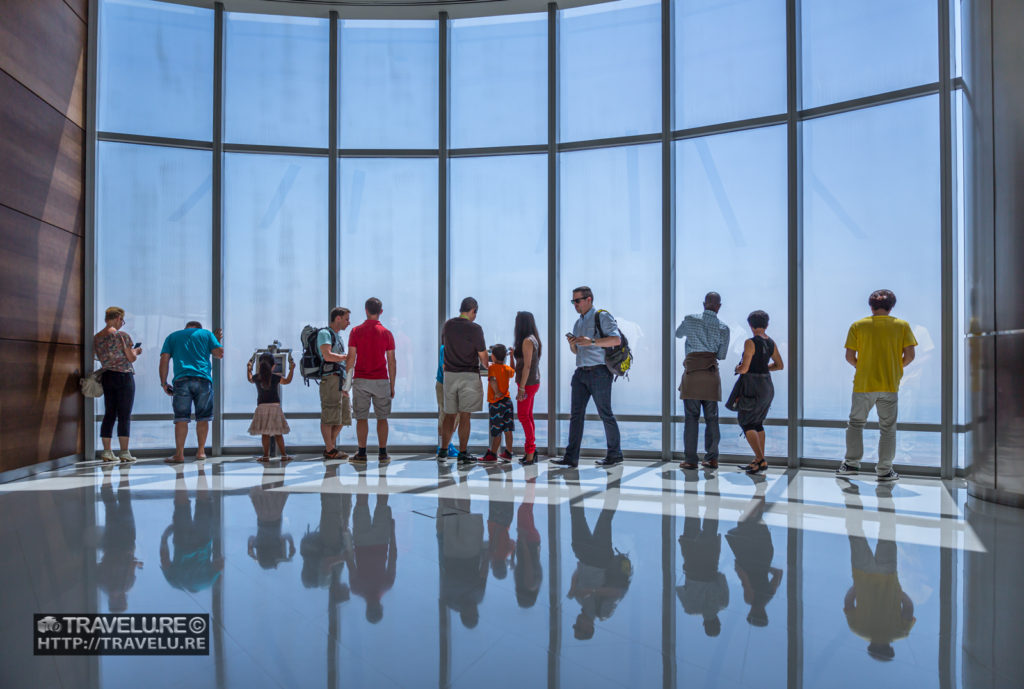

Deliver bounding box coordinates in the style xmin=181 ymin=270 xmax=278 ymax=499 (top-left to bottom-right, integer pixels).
xmin=676 ymin=292 xmax=730 ymax=470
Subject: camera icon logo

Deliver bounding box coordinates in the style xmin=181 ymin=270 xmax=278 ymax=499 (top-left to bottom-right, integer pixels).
xmin=37 ymin=616 xmax=61 ymax=633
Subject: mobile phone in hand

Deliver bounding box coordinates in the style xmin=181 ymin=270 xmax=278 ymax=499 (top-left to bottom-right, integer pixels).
xmin=565 ymin=332 xmax=574 ymax=339
xmin=133 ymin=342 xmax=142 ymax=348
xmin=164 ymin=383 xmax=174 ymax=394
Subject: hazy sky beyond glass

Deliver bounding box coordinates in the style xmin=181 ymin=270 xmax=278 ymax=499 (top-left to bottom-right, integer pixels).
xmin=95 ymin=0 xmax=948 ymax=461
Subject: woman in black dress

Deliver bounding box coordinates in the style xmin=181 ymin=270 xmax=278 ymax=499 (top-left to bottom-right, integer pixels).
xmin=733 ymin=310 xmax=784 ymax=473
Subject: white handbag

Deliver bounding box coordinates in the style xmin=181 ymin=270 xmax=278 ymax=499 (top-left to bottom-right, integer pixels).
xmin=80 ymin=369 xmax=104 ymax=398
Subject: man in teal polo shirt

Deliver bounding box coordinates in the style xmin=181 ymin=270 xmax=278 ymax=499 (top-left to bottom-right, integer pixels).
xmin=160 ymin=321 xmax=223 ymax=463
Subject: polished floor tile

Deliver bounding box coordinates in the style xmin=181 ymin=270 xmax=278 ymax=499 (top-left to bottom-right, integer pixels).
xmin=0 ymin=455 xmax=1020 ymax=689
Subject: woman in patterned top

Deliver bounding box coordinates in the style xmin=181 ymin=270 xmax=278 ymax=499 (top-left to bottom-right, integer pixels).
xmin=94 ymin=306 xmax=142 ymax=462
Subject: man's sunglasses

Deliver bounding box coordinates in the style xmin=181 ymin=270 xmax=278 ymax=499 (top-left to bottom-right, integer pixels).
xmin=570 ymin=297 xmax=588 ymax=304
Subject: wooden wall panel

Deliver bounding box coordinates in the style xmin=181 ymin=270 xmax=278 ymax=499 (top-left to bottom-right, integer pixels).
xmin=0 ymin=206 xmax=83 ymax=346
xmin=0 ymin=70 xmax=85 ymax=236
xmin=0 ymin=340 xmax=83 ymax=467
xmin=0 ymin=0 xmax=86 ymax=127
xmin=0 ymin=0 xmax=87 ymax=476
xmin=62 ymin=0 xmax=88 ymax=25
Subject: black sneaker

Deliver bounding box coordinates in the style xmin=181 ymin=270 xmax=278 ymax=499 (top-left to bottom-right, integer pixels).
xmin=437 ymin=447 xmax=448 ymax=461
xmin=351 ymin=452 xmax=368 ymax=464
xmin=457 ymin=451 xmax=477 ymax=466
xmin=876 ymin=469 xmax=899 ymax=482
xmin=835 ymin=462 xmax=858 ymax=476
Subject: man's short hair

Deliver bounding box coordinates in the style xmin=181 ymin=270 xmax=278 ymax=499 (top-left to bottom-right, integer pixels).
xmin=185 ymin=321 xmax=202 ymax=329
xmin=572 ymin=286 xmax=593 ymax=301
xmin=704 ymin=291 xmax=722 ymax=307
xmin=491 ymin=344 xmax=508 ymax=363
xmin=105 ymin=306 xmax=125 ymax=323
xmin=868 ymin=289 xmax=897 ymax=312
xmin=459 ymin=296 xmax=478 ymax=314
xmin=365 ymin=297 xmax=383 ymax=316
xmin=747 ymin=310 xmax=769 ymax=329
xmin=329 ymin=307 xmax=350 ymax=323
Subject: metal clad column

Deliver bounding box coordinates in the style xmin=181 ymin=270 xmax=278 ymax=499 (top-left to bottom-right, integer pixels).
xmin=212 ymin=3 xmax=225 ymax=456
xmin=661 ymin=0 xmax=675 ymax=462
xmin=330 ymin=12 xmax=340 ymax=309
xmin=786 ymin=0 xmax=803 ymax=468
xmin=547 ymin=3 xmax=559 ymax=459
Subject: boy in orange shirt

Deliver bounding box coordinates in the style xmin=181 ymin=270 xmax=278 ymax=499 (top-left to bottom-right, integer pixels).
xmin=482 ymin=344 xmax=516 ymax=463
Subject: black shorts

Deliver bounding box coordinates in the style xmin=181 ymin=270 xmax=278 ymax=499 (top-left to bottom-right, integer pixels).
xmin=489 ymin=397 xmax=515 ymax=436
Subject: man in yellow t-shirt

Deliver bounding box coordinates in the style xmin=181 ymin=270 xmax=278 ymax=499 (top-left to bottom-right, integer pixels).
xmin=836 ymin=290 xmax=917 ymax=482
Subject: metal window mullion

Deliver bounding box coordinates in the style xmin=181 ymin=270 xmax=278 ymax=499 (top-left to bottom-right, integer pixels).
xmin=84 ymin=0 xmax=101 ymax=462
xmin=547 ymin=3 xmax=559 ymax=459
xmin=439 ymin=14 xmax=449 ymax=352
xmin=330 ymin=12 xmax=339 ymax=309
xmin=660 ymin=0 xmax=674 ymax=463
xmin=786 ymin=0 xmax=803 ymax=469
xmin=212 ymin=3 xmax=225 ymax=456
xmin=939 ymin=0 xmax=955 ymax=479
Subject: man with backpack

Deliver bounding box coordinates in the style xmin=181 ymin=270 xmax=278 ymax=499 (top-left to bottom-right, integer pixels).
xmin=553 ymin=286 xmax=624 ymax=468
xmin=318 ymin=307 xmax=351 ymax=459
xmin=676 ymin=292 xmax=730 ymax=470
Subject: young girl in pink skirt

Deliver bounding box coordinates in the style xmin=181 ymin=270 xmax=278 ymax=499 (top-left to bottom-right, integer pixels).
xmin=247 ymin=353 xmax=295 ymax=461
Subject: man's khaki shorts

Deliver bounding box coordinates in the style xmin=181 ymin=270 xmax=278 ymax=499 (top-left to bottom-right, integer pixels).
xmin=443 ymin=371 xmax=483 ymax=414
xmin=352 ymin=378 xmax=392 ymax=420
xmin=320 ymin=375 xmax=343 ymax=425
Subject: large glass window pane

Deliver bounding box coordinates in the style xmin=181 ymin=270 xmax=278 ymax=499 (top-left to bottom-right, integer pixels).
xmin=98 ymin=0 xmax=213 ymax=140
xmin=673 ymin=126 xmax=789 ymax=452
xmin=340 ymin=158 xmax=438 ymax=411
xmin=673 ymin=0 xmax=786 ymax=129
xmin=450 ymin=14 xmax=547 ymax=148
xmin=803 ymin=97 xmax=941 ymax=430
xmin=559 ymin=0 xmax=660 ymax=142
xmin=95 ymin=142 xmax=212 ymax=417
xmin=223 ymin=154 xmax=328 ymax=414
xmin=224 ymin=14 xmax=329 ymax=147
xmin=340 ymin=21 xmax=438 ymax=149
xmin=801 ymin=0 xmax=938 ymax=108
xmin=450 ymin=155 xmax=548 ymax=416
xmin=559 ymin=144 xmax=661 ymax=424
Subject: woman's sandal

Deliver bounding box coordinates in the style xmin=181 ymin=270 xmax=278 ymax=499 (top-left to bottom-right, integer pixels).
xmin=743 ymin=458 xmax=767 ymax=474
xmin=258 ymin=455 xmax=271 ymax=462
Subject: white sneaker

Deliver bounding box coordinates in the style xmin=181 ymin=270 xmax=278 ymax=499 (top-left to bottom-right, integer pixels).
xmin=100 ymin=450 xmax=117 ymax=462
xmin=118 ymin=451 xmax=137 ymax=463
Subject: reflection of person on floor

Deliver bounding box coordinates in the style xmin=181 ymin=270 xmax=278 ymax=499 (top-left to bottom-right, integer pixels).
xmin=97 ymin=465 xmax=143 ymax=612
xmin=842 ymin=485 xmax=915 ymax=661
xmin=486 ymin=467 xmax=515 ymax=580
xmin=567 ymin=472 xmax=632 ymax=640
xmin=348 ymin=468 xmax=397 ymax=624
xmin=247 ymin=463 xmax=295 ymax=569
xmin=514 ymin=472 xmax=543 ymax=608
xmin=726 ymin=485 xmax=782 ymax=627
xmin=438 ymin=472 xmax=488 ymax=628
xmin=676 ymin=485 xmax=728 ymax=637
xmin=300 ymin=463 xmax=352 ymax=607
xmin=160 ymin=465 xmax=223 ymax=592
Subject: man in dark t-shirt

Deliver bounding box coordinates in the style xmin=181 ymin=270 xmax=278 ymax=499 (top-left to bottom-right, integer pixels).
xmin=440 ymin=297 xmax=488 ymax=466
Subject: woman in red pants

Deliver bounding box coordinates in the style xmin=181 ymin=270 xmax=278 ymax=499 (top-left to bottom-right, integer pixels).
xmin=511 ymin=311 xmax=542 ymax=465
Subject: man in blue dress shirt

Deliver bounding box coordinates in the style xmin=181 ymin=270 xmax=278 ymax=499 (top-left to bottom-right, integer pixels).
xmin=553 ymin=286 xmax=624 ymax=468
xmin=676 ymin=292 xmax=730 ymax=470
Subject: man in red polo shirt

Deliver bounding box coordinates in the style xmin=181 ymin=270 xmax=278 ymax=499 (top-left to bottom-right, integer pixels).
xmin=346 ymin=297 xmax=397 ymax=463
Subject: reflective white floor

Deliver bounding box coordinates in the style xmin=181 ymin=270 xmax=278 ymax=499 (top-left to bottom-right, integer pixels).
xmin=1 ymin=455 xmax=1021 ymax=689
